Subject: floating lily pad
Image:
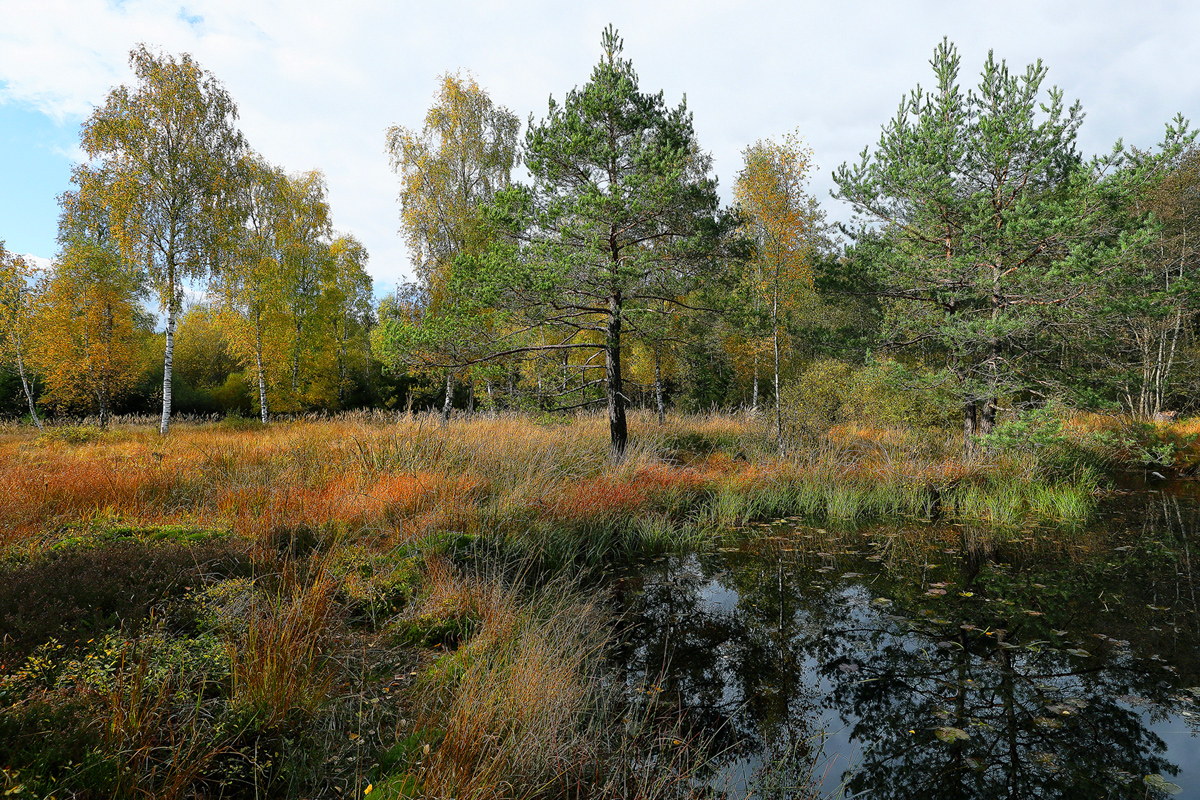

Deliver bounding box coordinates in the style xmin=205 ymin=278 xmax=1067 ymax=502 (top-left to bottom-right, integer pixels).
xmin=935 ymin=726 xmax=970 ymax=743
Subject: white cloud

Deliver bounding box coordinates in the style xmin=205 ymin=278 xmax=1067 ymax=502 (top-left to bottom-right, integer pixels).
xmin=18 ymin=253 xmax=52 ymax=273
xmin=2 ymin=0 xmax=1198 ymax=287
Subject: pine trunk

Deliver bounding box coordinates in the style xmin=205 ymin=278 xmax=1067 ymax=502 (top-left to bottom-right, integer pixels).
xmin=963 ymin=398 xmax=978 ymax=455
xmin=607 ymin=289 xmax=627 ymax=459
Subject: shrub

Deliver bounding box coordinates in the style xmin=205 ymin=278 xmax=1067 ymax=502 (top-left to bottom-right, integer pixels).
xmin=781 ymin=358 xmax=955 ymax=444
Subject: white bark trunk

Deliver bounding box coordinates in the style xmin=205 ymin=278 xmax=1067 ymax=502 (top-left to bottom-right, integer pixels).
xmin=15 ymin=328 xmax=42 ymax=431
xmin=442 ymin=369 xmax=453 ymax=424
xmin=160 ymin=305 xmax=176 ymax=435
xmin=255 ymin=311 xmax=268 ymax=424
xmin=773 ymin=292 xmax=782 ymax=452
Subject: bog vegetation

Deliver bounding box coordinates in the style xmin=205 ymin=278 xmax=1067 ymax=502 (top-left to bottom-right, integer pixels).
xmin=1 ymin=25 xmax=1199 ymax=799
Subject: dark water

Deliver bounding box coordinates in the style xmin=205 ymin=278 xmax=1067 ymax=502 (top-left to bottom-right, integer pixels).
xmin=614 ymin=479 xmax=1200 ymax=798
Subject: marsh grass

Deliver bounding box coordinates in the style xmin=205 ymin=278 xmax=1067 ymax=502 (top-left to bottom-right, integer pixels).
xmin=0 ymin=408 xmax=1152 ymax=798
xmin=0 ymin=410 xmax=1109 ymax=558
xmin=399 ymin=559 xmax=716 ymax=800
xmin=226 ymin=571 xmax=339 ymax=730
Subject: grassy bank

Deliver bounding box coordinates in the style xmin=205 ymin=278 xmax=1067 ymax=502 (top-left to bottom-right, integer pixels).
xmin=0 ymin=409 xmax=1175 ymax=797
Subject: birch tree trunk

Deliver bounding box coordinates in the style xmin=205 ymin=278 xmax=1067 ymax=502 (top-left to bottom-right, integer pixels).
xmin=442 ymin=370 xmax=454 ymax=424
xmin=772 ymin=289 xmax=782 ymax=452
xmin=160 ymin=303 xmax=176 ymax=435
xmin=255 ymin=310 xmax=268 ymax=424
xmin=751 ymin=351 xmax=759 ymax=413
xmin=14 ymin=328 xmax=42 ymax=431
xmin=291 ymin=320 xmax=302 ymax=398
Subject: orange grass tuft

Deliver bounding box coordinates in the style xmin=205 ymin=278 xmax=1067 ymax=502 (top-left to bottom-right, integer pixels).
xmin=551 ymin=476 xmax=649 ymax=521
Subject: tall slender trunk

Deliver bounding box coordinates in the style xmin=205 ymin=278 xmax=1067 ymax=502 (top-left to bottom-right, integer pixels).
xmin=98 ymin=304 xmax=112 ymax=430
xmin=160 ymin=244 xmax=177 ymax=436
xmin=467 ymin=378 xmax=475 ymax=416
xmin=255 ymin=309 xmax=268 ymax=424
xmin=14 ymin=327 xmax=42 ymax=431
xmin=442 ymin=370 xmax=454 ymax=425
xmin=161 ymin=303 xmax=176 ymax=436
xmin=773 ymin=289 xmax=782 ymax=452
xmin=751 ymin=351 xmax=759 ymax=412
xmin=98 ymin=375 xmax=109 ymax=430
xmin=607 ymin=289 xmax=627 ymax=458
xmin=291 ymin=320 xmax=302 ymax=397
xmin=85 ymin=322 xmax=105 ymax=430
xmin=654 ymin=347 xmax=664 ymax=424
xmin=486 ymin=379 xmax=494 ymax=416
xmin=336 ymin=318 xmax=347 ymax=408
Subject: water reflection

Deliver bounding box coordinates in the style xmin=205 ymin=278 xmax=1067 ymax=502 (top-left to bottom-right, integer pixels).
xmin=615 ymin=484 xmax=1200 ymax=798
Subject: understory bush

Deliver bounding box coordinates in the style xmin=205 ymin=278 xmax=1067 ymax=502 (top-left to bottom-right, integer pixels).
xmin=780 ymin=358 xmax=956 ymax=443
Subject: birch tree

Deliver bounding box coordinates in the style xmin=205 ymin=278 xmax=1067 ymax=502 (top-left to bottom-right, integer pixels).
xmin=734 ymin=133 xmax=823 ymax=449
xmin=327 ymin=234 xmax=373 ymax=408
xmin=218 ymin=155 xmax=290 ymax=423
xmin=0 ymin=244 xmax=42 ymax=429
xmin=32 ymin=174 xmax=147 ymax=427
xmin=1111 ymin=135 xmax=1199 ymax=417
xmin=385 ymin=71 xmax=519 ymax=422
xmin=80 ymin=44 xmax=245 ymax=434
xmin=275 ymin=170 xmax=334 ymax=408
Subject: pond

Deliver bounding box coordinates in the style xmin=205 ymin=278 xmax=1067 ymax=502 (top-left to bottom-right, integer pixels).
xmin=614 ymin=477 xmax=1200 ymax=798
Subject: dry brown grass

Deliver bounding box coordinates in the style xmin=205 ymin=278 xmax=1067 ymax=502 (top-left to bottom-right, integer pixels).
xmin=401 ymin=558 xmax=702 ymax=800
xmin=0 ymin=408 xmax=1120 ymax=555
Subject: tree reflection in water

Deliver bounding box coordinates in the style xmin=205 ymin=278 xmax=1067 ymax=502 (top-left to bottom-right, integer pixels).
xmin=615 ymin=483 xmax=1200 ymax=798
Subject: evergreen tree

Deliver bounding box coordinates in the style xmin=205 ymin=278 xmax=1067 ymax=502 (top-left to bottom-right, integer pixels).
xmin=834 ymin=40 xmax=1104 ymax=447
xmin=478 ymin=26 xmax=741 ymax=456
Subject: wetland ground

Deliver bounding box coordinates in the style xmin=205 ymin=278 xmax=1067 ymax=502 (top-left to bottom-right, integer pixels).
xmin=0 ymin=409 xmax=1196 ymax=798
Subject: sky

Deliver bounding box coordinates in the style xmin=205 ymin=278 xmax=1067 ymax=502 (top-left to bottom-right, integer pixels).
xmin=2 ymin=0 xmax=1198 ymax=300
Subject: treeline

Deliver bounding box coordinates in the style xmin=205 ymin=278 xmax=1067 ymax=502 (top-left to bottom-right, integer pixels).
xmin=2 ymin=33 xmax=1198 ymax=451
xmin=0 ymin=46 xmax=376 ymax=432
xmin=372 ymin=30 xmax=1200 ymax=456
